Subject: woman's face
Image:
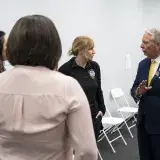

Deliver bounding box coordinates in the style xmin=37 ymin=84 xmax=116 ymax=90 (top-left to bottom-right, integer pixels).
xmin=84 ymin=47 xmax=95 ymax=61
xmin=2 ymin=36 xmax=7 ymax=61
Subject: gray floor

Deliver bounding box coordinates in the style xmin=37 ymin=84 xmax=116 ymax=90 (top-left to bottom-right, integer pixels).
xmin=98 ymin=126 xmax=139 ymax=160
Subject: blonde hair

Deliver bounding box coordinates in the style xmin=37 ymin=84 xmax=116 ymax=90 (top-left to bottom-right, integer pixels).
xmin=68 ymin=36 xmax=94 ymax=56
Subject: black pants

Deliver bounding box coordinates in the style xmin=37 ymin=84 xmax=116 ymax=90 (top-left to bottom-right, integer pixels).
xmin=92 ymin=115 xmax=102 ymax=141
xmin=137 ymin=117 xmax=160 ymax=160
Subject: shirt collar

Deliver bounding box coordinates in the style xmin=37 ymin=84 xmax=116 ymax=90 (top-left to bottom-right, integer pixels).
xmin=152 ymin=56 xmax=160 ymax=64
xmin=71 ymin=57 xmax=91 ymax=68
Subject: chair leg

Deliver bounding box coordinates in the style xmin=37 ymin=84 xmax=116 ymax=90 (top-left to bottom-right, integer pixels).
xmin=117 ymin=128 xmax=127 ymax=145
xmin=133 ymin=115 xmax=137 ymax=122
xmin=98 ymin=149 xmax=103 ymax=160
xmin=103 ymin=130 xmax=116 ymax=153
xmin=124 ymin=121 xmax=134 ymax=138
xmin=111 ymin=121 xmax=125 ymax=134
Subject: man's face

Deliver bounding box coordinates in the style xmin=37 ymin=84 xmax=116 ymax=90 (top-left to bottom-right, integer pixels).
xmin=140 ymin=33 xmax=158 ymax=59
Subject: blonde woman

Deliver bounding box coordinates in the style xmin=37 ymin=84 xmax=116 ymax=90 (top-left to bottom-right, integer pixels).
xmin=59 ymin=36 xmax=106 ymax=141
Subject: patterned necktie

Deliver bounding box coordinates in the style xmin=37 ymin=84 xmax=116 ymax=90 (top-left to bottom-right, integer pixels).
xmin=148 ymin=60 xmax=156 ymax=86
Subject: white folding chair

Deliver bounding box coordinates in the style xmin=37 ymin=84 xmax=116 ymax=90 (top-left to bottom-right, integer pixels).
xmin=97 ymin=106 xmax=127 ymax=153
xmin=110 ymin=88 xmax=138 ymax=138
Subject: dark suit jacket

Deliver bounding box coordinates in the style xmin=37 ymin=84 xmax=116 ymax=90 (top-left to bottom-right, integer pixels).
xmin=131 ymin=58 xmax=160 ymax=134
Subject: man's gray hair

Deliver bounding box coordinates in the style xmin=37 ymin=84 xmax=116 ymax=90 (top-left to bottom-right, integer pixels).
xmin=144 ymin=28 xmax=160 ymax=44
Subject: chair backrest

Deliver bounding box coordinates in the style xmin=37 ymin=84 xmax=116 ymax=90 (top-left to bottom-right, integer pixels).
xmin=110 ymin=88 xmax=130 ymax=109
xmin=110 ymin=88 xmax=124 ymax=98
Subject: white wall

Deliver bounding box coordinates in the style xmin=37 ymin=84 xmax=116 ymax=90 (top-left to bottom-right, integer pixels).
xmin=0 ymin=0 xmax=159 ymax=114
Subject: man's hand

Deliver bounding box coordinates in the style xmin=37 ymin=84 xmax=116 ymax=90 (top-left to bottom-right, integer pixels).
xmin=96 ymin=111 xmax=103 ymax=119
xmin=136 ymin=80 xmax=152 ymax=96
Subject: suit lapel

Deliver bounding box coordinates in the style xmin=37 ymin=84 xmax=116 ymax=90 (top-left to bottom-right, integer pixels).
xmin=150 ymin=63 xmax=160 ymax=86
xmin=145 ymin=58 xmax=151 ymax=86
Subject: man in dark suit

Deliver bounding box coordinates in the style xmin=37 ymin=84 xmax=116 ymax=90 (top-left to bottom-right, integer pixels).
xmin=131 ymin=28 xmax=160 ymax=160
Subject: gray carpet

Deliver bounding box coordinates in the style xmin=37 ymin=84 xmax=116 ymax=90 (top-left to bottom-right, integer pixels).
xmin=98 ymin=126 xmax=139 ymax=160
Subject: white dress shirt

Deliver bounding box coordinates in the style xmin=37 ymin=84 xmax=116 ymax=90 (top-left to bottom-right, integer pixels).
xmin=152 ymin=56 xmax=160 ymax=78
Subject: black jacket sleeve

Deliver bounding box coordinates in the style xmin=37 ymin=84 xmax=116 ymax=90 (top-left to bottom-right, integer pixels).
xmin=94 ymin=62 xmax=106 ymax=115
xmin=130 ymin=63 xmax=141 ymax=103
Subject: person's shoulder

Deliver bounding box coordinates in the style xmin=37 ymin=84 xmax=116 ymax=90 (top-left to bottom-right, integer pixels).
xmin=58 ymin=57 xmax=75 ymax=74
xmin=55 ymin=70 xmax=81 ymax=92
xmin=0 ymin=68 xmax=13 ymax=78
xmin=140 ymin=57 xmax=150 ymax=63
xmin=56 ymin=70 xmax=75 ymax=82
xmin=59 ymin=60 xmax=71 ymax=70
xmin=90 ymin=60 xmax=100 ymax=68
xmin=139 ymin=57 xmax=150 ymax=66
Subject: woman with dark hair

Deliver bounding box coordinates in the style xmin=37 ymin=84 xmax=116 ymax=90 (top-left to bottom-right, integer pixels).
xmin=0 ymin=31 xmax=7 ymax=72
xmin=0 ymin=15 xmax=97 ymax=160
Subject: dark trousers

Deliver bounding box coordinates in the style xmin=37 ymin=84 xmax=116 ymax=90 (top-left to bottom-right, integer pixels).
xmin=137 ymin=116 xmax=160 ymax=160
xmin=92 ymin=115 xmax=102 ymax=141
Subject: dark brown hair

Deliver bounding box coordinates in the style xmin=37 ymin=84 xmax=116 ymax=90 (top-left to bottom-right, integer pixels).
xmin=0 ymin=31 xmax=6 ymax=72
xmin=7 ymin=15 xmax=62 ymax=70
